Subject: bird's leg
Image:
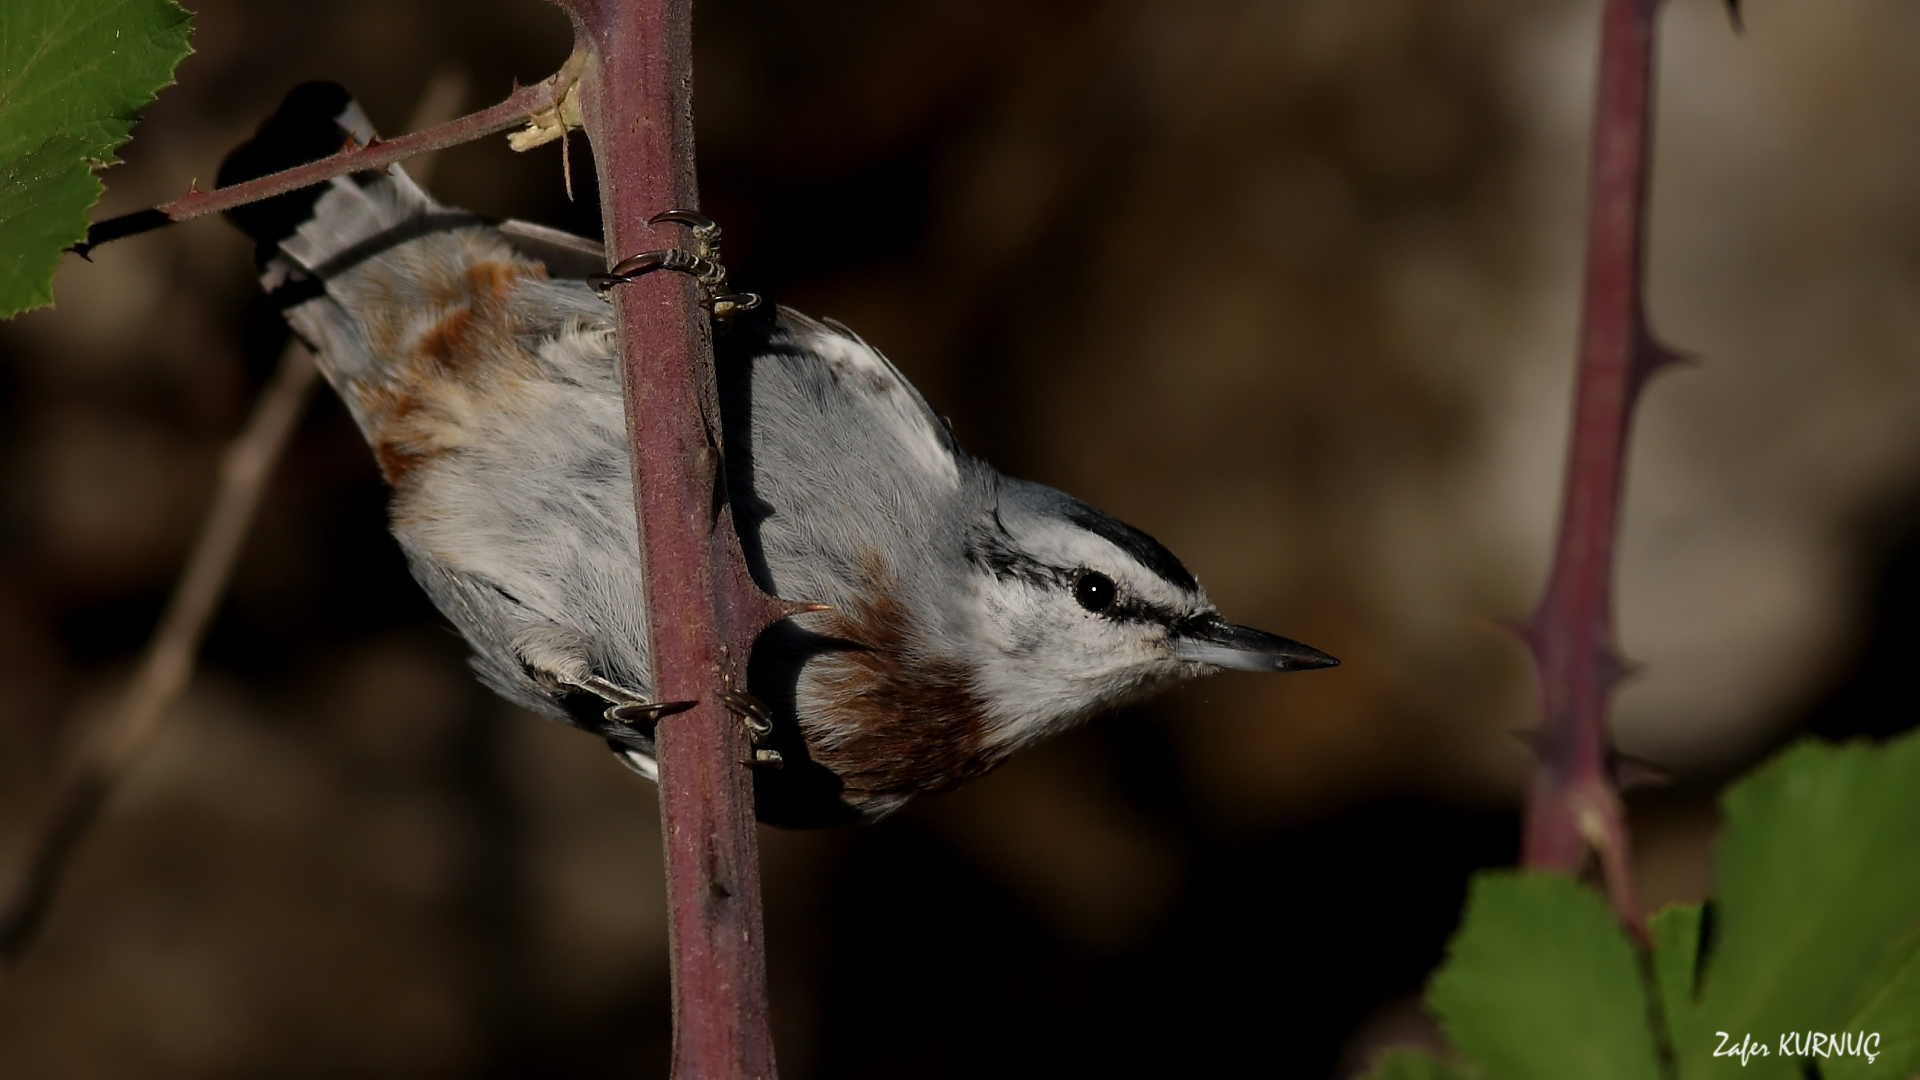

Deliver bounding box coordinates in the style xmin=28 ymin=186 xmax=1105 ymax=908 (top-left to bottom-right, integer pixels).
xmin=590 ymin=209 xmax=762 ymax=321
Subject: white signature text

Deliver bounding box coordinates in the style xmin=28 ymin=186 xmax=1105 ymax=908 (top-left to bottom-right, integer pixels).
xmin=1713 ymin=1031 xmax=1880 ymax=1067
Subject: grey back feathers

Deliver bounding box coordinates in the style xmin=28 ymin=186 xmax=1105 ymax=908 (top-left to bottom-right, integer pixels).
xmin=722 ymin=311 xmax=992 ymax=646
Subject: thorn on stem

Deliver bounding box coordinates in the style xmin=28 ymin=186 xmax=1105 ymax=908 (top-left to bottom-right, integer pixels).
xmin=1631 ymin=322 xmax=1695 ymax=396
xmin=1597 ymin=646 xmax=1640 ymax=690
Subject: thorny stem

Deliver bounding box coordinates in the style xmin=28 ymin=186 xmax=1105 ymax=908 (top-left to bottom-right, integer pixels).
xmin=0 ymin=344 xmax=320 ymax=970
xmin=1520 ymin=0 xmax=1681 ymax=941
xmin=72 ymin=54 xmax=583 ymax=257
xmin=547 ymin=1 xmax=795 ymax=1076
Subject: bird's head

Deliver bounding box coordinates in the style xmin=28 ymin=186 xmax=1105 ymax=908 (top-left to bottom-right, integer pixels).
xmin=956 ymin=478 xmax=1336 ymax=751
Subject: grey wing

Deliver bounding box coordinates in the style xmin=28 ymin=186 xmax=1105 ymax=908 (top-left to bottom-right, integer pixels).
xmin=403 ymin=534 xmax=665 ymax=781
xmin=723 ymin=308 xmax=987 ymax=610
xmin=398 ymin=534 xmax=571 ymax=720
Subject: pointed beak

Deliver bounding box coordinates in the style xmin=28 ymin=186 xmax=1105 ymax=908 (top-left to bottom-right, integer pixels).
xmin=1169 ymin=613 xmax=1340 ymax=673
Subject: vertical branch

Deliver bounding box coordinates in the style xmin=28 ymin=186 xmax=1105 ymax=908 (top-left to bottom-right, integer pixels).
xmin=1520 ymin=0 xmax=1681 ymax=939
xmin=545 ymin=1 xmax=793 ymax=1076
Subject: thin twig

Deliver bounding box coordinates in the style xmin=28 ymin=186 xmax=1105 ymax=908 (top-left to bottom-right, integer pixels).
xmin=73 ymin=52 xmax=582 ymax=257
xmin=0 ymin=344 xmax=320 ymax=969
xmin=1518 ymin=0 xmax=1682 ymax=942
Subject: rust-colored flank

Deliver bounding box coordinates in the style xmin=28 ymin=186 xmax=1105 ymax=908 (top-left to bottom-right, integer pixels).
xmin=804 ymin=554 xmax=996 ymax=807
xmin=358 ymin=256 xmax=532 ymax=487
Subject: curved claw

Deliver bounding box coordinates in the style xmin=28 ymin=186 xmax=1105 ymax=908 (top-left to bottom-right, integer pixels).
xmin=589 ymin=249 xmax=723 ymax=297
xmin=607 ymin=699 xmax=697 ymax=726
xmin=649 ymin=208 xmax=721 ymax=241
xmin=607 ymin=247 xmax=711 ymax=279
xmin=721 ymin=688 xmax=775 ymax=740
xmin=709 ymin=292 xmax=762 ymax=319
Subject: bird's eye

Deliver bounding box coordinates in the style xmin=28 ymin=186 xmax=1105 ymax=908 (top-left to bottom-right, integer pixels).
xmin=1074 ymin=571 xmax=1116 ymax=612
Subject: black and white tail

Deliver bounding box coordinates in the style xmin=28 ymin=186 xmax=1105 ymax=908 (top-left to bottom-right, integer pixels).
xmin=219 ymin=82 xmax=446 ymax=278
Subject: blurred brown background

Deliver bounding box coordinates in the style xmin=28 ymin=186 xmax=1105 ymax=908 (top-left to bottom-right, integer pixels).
xmin=4 ymin=0 xmax=1920 ymax=1076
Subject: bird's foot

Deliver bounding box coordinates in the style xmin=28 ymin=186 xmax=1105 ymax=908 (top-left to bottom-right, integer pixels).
xmin=590 ymin=210 xmax=762 ymax=321
xmin=564 ymin=673 xmax=694 ymax=750
xmin=722 ymin=687 xmax=784 ymax=769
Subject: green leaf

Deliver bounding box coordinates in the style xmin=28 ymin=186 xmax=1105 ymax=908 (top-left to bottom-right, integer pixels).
xmin=1414 ymin=735 xmax=1920 ymax=1080
xmin=1822 ymin=942 xmax=1920 ymax=1080
xmin=0 ymin=0 xmax=193 ymax=318
xmin=1682 ymin=732 xmax=1920 ymax=1079
xmin=1427 ymin=872 xmax=1660 ymax=1080
xmin=1648 ymin=902 xmax=1703 ymax=1042
xmin=0 ymin=134 xmax=98 ymax=311
xmin=1360 ymin=1048 xmax=1484 ymax=1080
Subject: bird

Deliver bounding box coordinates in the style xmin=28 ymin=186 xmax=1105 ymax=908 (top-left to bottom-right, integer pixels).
xmin=219 ymin=82 xmax=1338 ymax=827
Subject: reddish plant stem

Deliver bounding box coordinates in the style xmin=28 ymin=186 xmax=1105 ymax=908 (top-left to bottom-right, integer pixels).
xmin=73 ymin=56 xmax=582 ymax=256
xmin=1521 ymin=0 xmax=1678 ymax=940
xmin=549 ymin=1 xmax=791 ymax=1076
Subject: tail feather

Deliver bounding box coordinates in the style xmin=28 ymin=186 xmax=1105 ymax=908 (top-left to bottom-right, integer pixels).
xmin=218 ymin=81 xmax=441 ymax=290
xmin=220 ymin=82 xmax=583 ymax=483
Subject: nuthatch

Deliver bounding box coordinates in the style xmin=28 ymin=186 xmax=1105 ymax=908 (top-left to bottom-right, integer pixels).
xmin=222 ymin=84 xmax=1337 ymax=826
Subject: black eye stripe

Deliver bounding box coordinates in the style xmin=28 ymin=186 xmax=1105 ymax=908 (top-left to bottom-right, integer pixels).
xmin=965 ymin=517 xmax=1193 ymax=629
xmin=1111 ymin=597 xmax=1186 ymax=627
xmin=1062 ymin=506 xmax=1197 ymax=593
